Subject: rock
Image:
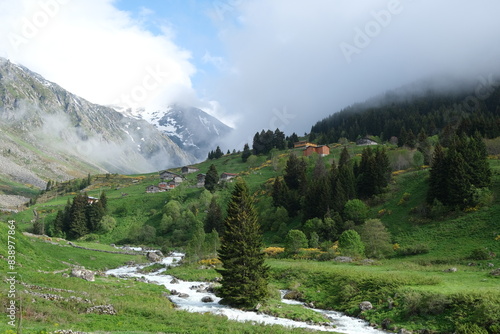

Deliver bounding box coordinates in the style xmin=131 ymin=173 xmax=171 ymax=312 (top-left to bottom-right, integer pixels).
xmin=387 ymin=297 xmax=394 ymax=310
xmin=62 ymin=273 xmax=69 ymax=278
xmin=86 ymin=304 xmax=117 ymax=315
xmin=359 ymin=301 xmax=373 ymax=311
xmin=283 ymin=290 xmax=303 ymax=301
xmin=488 ymin=263 xmax=495 ymax=267
xmin=146 ymin=251 xmax=162 ymax=262
xmin=155 ymin=250 xmax=164 ymax=257
xmin=398 ymin=329 xmax=412 ymax=334
xmin=170 ymin=278 xmax=179 ymax=284
xmin=254 ymin=303 xmax=262 ymax=311
xmin=443 ymin=267 xmax=457 ymax=273
xmin=334 ymin=256 xmax=352 ymax=263
xmin=360 ymin=259 xmax=376 ymax=265
xmin=70 ymin=268 xmax=95 ymax=282
xmin=490 ymin=268 xmax=500 ymax=276
xmin=178 ymin=293 xmax=190 ymax=298
xmin=381 ymin=318 xmax=392 ymax=330
xmin=304 ymin=302 xmax=315 ymax=308
xmin=201 ymin=296 xmax=214 ymax=303
xmin=169 ymin=289 xmax=179 ymax=295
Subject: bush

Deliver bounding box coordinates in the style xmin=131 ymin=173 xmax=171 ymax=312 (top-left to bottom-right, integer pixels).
xmin=343 ymin=199 xmax=368 ymax=224
xmin=397 ymin=244 xmax=430 ymax=256
xmin=468 ymin=248 xmax=494 ymax=260
xmin=284 ymin=230 xmax=308 ymax=255
xmin=338 ymin=230 xmax=365 ymax=258
xmin=454 ymin=323 xmax=488 ymax=334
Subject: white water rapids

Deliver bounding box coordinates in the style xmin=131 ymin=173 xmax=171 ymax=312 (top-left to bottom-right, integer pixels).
xmin=106 ymin=251 xmax=387 ymax=333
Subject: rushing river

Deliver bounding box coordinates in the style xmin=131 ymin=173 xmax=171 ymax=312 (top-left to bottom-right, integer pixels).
xmin=106 ymin=251 xmax=387 ymax=334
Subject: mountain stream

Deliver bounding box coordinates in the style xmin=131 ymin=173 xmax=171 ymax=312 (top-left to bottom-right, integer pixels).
xmin=106 ymin=251 xmax=387 ymax=333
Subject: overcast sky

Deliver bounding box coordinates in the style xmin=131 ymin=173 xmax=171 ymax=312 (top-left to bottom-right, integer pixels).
xmin=2 ymin=0 xmax=500 ymax=147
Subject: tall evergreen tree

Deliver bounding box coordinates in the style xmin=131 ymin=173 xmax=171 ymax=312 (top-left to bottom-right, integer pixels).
xmin=271 ymin=177 xmax=287 ymax=208
xmin=217 ymin=179 xmax=269 ymax=308
xmin=204 ymin=164 xmax=219 ymax=193
xmin=273 ymin=128 xmax=286 ymax=150
xmin=427 ymin=144 xmax=448 ymax=204
xmin=283 ymin=154 xmax=307 ymax=191
xmin=68 ymin=194 xmax=88 ymax=239
xmin=204 ymin=197 xmax=223 ymax=234
xmin=242 ymin=143 xmax=252 ymax=162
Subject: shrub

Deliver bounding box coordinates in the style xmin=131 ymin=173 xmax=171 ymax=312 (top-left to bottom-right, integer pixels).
xmin=338 ymin=230 xmax=365 ymax=258
xmin=284 ymin=230 xmax=308 ymax=255
xmin=343 ymin=199 xmax=368 ymax=224
xmin=454 ymin=323 xmax=488 ymax=334
xmin=359 ymin=219 xmax=393 ymax=259
xmin=397 ymin=244 xmax=430 ymax=256
xmin=468 ymin=248 xmax=494 ymax=260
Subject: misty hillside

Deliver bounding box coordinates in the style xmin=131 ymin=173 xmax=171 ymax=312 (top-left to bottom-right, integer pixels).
xmin=310 ymin=77 xmax=500 ymax=144
xmin=119 ymin=104 xmax=233 ymax=161
xmin=0 ymin=58 xmax=192 ymax=204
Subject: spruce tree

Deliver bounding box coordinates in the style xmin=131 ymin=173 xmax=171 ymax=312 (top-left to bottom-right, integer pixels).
xmin=68 ymin=194 xmax=88 ymax=239
xmin=427 ymin=144 xmax=448 ymax=204
xmin=217 ymin=179 xmax=269 ymax=308
xmin=204 ymin=197 xmax=223 ymax=234
xmin=204 ymin=164 xmax=219 ymax=193
xmin=242 ymin=143 xmax=252 ymax=162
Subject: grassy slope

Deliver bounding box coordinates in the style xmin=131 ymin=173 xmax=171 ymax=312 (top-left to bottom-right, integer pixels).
xmin=3 ymin=145 xmax=500 ymax=333
xmin=0 ymin=223 xmax=315 ymax=334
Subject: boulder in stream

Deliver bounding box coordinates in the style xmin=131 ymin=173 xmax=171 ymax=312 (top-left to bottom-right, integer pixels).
xmin=146 ymin=251 xmax=162 ymax=262
xmin=201 ymin=296 xmax=214 ymax=303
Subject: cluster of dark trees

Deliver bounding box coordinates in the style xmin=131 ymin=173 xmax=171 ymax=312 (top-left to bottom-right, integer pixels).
xmin=49 ymin=193 xmax=108 ymax=239
xmin=427 ymin=133 xmax=491 ymax=208
xmin=207 ymin=146 xmax=224 ymax=160
xmin=309 ymin=84 xmax=500 ymax=145
xmin=271 ymin=147 xmax=390 ymax=240
xmin=241 ymin=129 xmax=300 ymax=162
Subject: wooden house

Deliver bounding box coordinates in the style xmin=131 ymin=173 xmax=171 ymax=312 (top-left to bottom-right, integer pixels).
xmin=181 ymin=166 xmax=200 ymax=174
xmin=159 ymin=170 xmax=183 ymax=181
xmin=146 ymin=185 xmax=160 ymax=193
xmin=303 ymin=145 xmax=330 ymax=157
xmin=196 ymin=173 xmax=206 ymax=187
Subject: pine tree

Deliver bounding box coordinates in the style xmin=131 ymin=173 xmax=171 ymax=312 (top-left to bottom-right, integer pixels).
xmin=273 ymin=128 xmax=286 ymax=150
xmin=242 ymin=143 xmax=252 ymax=162
xmin=86 ymin=201 xmax=105 ymax=233
xmin=217 ymin=179 xmax=269 ymax=308
xmin=215 ymin=146 xmax=224 ymax=159
xmin=271 ymin=177 xmax=287 ymax=208
xmin=283 ymin=154 xmax=306 ymax=191
xmin=68 ymin=194 xmax=88 ymax=239
xmin=99 ymin=192 xmax=108 ymax=213
xmin=204 ymin=164 xmax=219 ymax=193
xmin=427 ymin=144 xmax=448 ymax=204
xmin=204 ymin=197 xmax=223 ymax=234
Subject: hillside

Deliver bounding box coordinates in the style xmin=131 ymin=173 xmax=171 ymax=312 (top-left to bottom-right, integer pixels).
xmin=309 ymin=78 xmax=500 ymax=144
xmin=3 ymin=143 xmax=500 ymax=333
xmin=0 ymin=58 xmax=192 ymax=208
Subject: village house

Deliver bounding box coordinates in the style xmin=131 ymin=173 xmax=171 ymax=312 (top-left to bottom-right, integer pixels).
xmin=220 ymin=172 xmax=238 ymax=182
xmin=196 ymin=173 xmax=206 ymax=188
xmin=159 ymin=170 xmax=184 ymax=184
xmin=87 ymin=196 xmax=99 ymax=205
xmin=181 ymin=166 xmax=200 ymax=174
xmin=146 ymin=185 xmax=160 ymax=193
xmin=303 ymin=145 xmax=330 ymax=157
xmin=356 ymin=137 xmax=378 ymax=146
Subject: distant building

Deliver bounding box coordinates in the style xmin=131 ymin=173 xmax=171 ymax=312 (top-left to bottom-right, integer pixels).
xmin=146 ymin=185 xmax=160 ymax=193
xmin=303 ymin=145 xmax=330 ymax=157
xmin=159 ymin=170 xmax=184 ymax=184
xmin=181 ymin=166 xmax=200 ymax=174
xmin=196 ymin=173 xmax=206 ymax=188
xmin=87 ymin=196 xmax=99 ymax=205
xmin=356 ymin=138 xmax=378 ymax=146
xmin=220 ymin=172 xmax=238 ymax=182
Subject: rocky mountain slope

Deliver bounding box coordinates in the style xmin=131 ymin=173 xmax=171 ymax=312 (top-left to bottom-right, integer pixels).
xmin=0 ymin=58 xmax=192 ymax=205
xmin=119 ymin=105 xmax=232 ymax=161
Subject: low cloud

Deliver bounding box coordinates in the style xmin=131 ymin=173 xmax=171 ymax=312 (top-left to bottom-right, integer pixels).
xmin=205 ymin=0 xmax=500 ymax=146
xmin=0 ymin=0 xmax=196 ymax=108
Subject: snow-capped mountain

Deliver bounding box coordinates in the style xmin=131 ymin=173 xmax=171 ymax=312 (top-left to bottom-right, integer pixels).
xmin=0 ymin=57 xmax=192 ymax=185
xmin=120 ymin=105 xmax=233 ymax=161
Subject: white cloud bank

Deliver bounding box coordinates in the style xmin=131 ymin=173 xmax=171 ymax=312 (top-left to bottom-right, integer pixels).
xmin=0 ymin=0 xmax=196 ymax=108
xmin=205 ymin=0 xmax=500 ymax=145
